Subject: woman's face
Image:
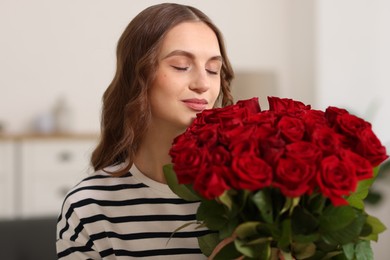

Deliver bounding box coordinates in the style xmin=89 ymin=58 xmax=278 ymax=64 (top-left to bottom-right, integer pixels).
xmin=149 ymin=21 xmax=222 ymax=131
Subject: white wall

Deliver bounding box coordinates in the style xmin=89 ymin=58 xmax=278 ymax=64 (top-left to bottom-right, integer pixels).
xmin=0 ymin=0 xmax=313 ymax=134
xmin=316 ymin=0 xmax=390 ymax=146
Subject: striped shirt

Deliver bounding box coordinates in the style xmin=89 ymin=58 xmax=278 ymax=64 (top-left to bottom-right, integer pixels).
xmin=56 ymin=164 xmax=208 ymax=259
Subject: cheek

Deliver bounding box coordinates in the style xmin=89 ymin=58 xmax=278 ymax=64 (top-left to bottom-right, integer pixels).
xmin=149 ymin=72 xmax=184 ymax=114
xmin=210 ymin=79 xmax=221 ymax=106
xmin=150 ymin=73 xmax=173 ymax=98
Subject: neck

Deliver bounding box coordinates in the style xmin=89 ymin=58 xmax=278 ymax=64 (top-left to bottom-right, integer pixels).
xmin=134 ymin=123 xmax=184 ymax=184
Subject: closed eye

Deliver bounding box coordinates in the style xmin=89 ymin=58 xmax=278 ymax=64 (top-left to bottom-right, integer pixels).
xmin=171 ymin=66 xmax=189 ymax=71
xmin=206 ymin=69 xmax=219 ymax=75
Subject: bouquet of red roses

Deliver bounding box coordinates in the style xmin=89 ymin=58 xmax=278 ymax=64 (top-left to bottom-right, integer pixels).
xmin=164 ymin=97 xmax=388 ymax=260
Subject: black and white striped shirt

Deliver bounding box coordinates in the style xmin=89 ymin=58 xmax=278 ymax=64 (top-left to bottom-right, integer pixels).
xmin=56 ymin=164 xmax=208 ymax=259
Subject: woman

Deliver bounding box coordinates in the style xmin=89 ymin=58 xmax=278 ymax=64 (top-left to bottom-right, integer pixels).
xmin=56 ymin=3 xmax=234 ymax=259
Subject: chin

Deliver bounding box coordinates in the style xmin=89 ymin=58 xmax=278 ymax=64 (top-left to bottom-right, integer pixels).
xmin=179 ymin=117 xmax=195 ymax=130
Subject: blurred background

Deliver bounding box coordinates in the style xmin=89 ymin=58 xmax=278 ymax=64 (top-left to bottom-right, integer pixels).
xmin=0 ymin=0 xmax=389 ymax=259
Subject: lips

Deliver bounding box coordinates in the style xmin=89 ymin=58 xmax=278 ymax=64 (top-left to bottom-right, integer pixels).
xmin=182 ymin=98 xmax=208 ymax=111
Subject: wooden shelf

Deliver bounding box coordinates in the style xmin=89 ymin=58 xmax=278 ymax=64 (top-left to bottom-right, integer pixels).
xmin=0 ymin=132 xmax=99 ymax=141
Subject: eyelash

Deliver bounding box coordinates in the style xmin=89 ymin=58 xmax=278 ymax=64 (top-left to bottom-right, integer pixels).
xmin=206 ymin=69 xmax=219 ymax=75
xmin=172 ymin=66 xmax=188 ymax=71
xmin=172 ymin=66 xmax=219 ymax=75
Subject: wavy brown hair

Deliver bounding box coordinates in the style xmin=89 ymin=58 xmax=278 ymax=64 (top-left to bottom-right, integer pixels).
xmin=91 ymin=3 xmax=234 ymax=176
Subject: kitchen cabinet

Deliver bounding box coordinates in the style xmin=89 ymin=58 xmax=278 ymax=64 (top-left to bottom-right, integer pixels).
xmin=0 ymin=139 xmax=16 ymax=218
xmin=0 ymin=134 xmax=97 ymax=218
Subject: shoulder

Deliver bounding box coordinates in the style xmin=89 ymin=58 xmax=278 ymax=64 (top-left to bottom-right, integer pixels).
xmin=56 ymin=164 xmax=147 ymax=236
xmin=61 ymin=164 xmax=147 ymax=209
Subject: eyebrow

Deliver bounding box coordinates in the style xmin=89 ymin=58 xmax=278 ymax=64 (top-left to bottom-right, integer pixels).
xmin=163 ymin=50 xmax=223 ymax=62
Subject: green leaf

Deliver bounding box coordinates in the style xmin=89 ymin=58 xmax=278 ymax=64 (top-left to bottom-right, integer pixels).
xmin=218 ymin=190 xmax=233 ymax=211
xmin=347 ymin=167 xmax=379 ymax=209
xmin=303 ymin=250 xmax=336 ymax=260
xmin=293 ymin=233 xmax=320 ymax=244
xmin=229 ymin=222 xmax=273 ymax=259
xmin=320 ymin=206 xmax=366 ymax=245
xmin=359 ymin=222 xmax=373 ymax=238
xmin=219 ymin=217 xmax=239 ymax=239
xmin=322 ymin=216 xmax=364 ymax=245
xmin=258 ymin=245 xmax=272 ymax=260
xmin=361 ymin=215 xmax=387 ymax=241
xmin=280 ymin=251 xmax=295 ymax=260
xmin=355 ymin=240 xmax=373 ymax=260
xmin=235 ymin=221 xmax=262 ymax=239
xmin=319 ymin=206 xmax=356 ymax=232
xmin=234 ymin=237 xmax=271 ymax=259
xmin=197 ymin=200 xmax=228 ymax=231
xmin=291 ymin=207 xmax=319 ymax=236
xmin=277 ymin=218 xmax=292 ymax=250
xmin=233 ymin=189 xmax=251 ymax=213
xmin=307 ymin=192 xmax=327 ymax=215
xmin=163 ymin=164 xmax=201 ymax=201
xmin=252 ymin=189 xmax=274 ymax=224
xmin=292 ymin=242 xmax=316 ymax=259
xmin=327 ymin=252 xmax=348 ymax=260
xmin=246 ymin=236 xmax=273 ymax=245
xmin=342 ymin=243 xmax=355 ymax=260
xmin=212 ymin=240 xmax=242 ymax=260
xmin=218 ymin=190 xmax=249 ymax=219
xmin=341 ymin=240 xmax=374 ymax=260
xmin=197 ymin=232 xmax=221 ymax=257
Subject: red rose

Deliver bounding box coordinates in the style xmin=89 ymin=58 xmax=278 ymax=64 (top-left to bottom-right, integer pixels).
xmin=170 ymin=130 xmax=195 ymax=159
xmin=218 ymin=108 xmax=248 ymax=128
xmin=356 ymin=128 xmax=388 ymax=166
xmin=171 ymin=130 xmax=194 ymax=148
xmin=171 ymin=146 xmax=206 ymax=184
xmin=168 ymin=96 xmax=387 ymax=210
xmin=229 ymin=134 xmax=261 ymax=158
xmin=220 ymin=124 xmax=258 ymax=147
xmin=277 ymin=115 xmax=306 ymax=143
xmin=170 ymin=134 xmax=205 ymax=184
xmin=268 ymin=96 xmax=311 ymax=113
xmin=310 ymin=127 xmax=341 ymax=156
xmin=316 ymin=155 xmax=358 ymax=206
xmin=324 ymin=106 xmax=349 ymax=127
xmin=273 ymin=157 xmax=315 ymax=197
xmin=302 ymin=109 xmax=328 ymax=135
xmin=230 ymin=155 xmax=273 ymax=191
xmin=236 ymin=97 xmax=261 ymax=113
xmin=335 ymin=113 xmax=371 ymax=138
xmin=337 ymin=134 xmax=359 ymax=151
xmin=245 ymin=110 xmax=277 ymax=128
xmin=285 ymin=141 xmax=322 ymax=165
xmin=251 ymin=123 xmax=277 ymax=141
xmin=193 ymin=104 xmax=238 ymax=124
xmin=193 ymin=165 xmax=230 ymax=199
xmin=284 ymin=142 xmax=321 ymax=194
xmin=325 ymin=106 xmax=349 ymax=127
xmin=191 ymin=123 xmax=220 ymax=148
xmin=259 ymin=133 xmax=285 ymax=166
xmin=195 ymin=99 xmax=257 ymax=128
xmin=209 ymin=146 xmax=231 ymax=166
xmin=340 ymin=149 xmax=373 ymax=181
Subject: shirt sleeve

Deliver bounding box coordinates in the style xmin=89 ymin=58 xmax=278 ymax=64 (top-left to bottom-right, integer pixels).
xmin=56 ymin=194 xmax=101 ymax=259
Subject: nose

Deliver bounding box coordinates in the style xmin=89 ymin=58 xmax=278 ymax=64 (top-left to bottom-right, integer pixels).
xmin=189 ymin=69 xmax=210 ymax=93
